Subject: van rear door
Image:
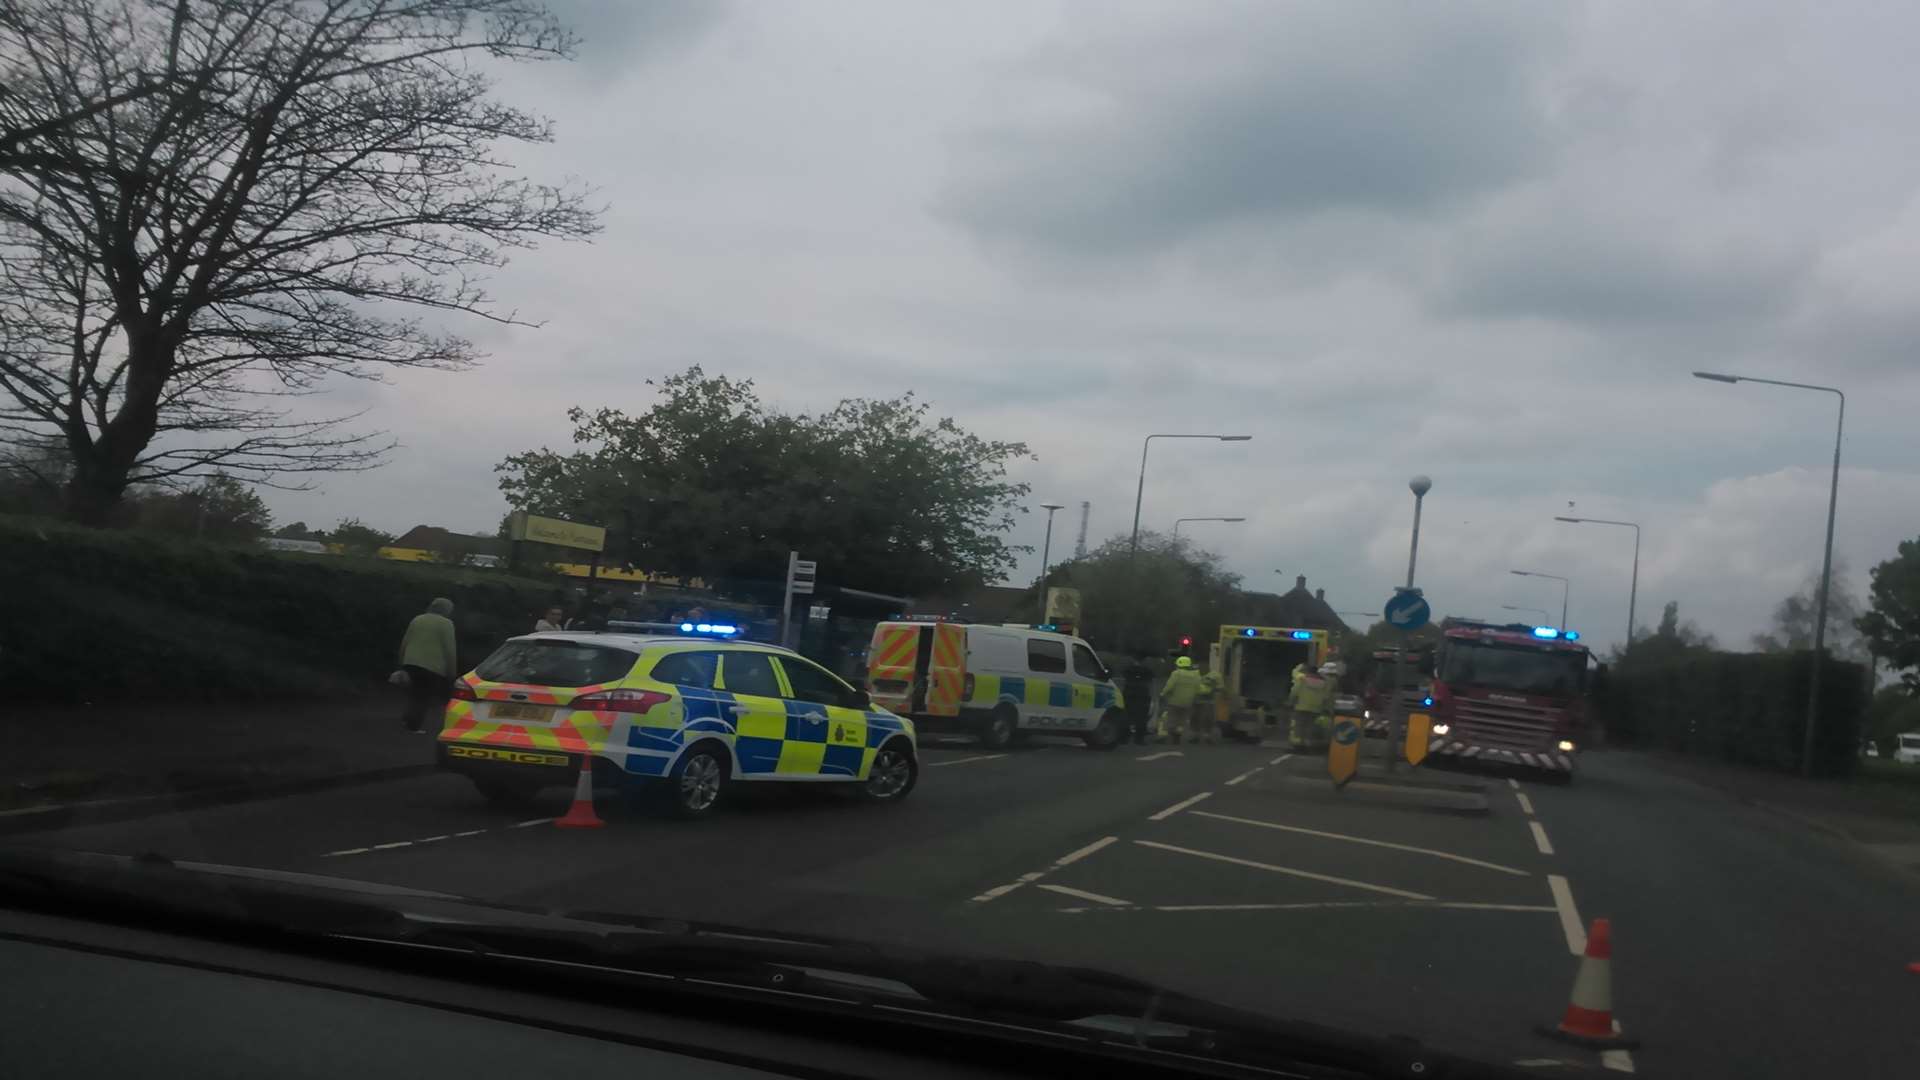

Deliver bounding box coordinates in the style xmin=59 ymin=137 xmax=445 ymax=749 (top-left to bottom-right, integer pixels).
xmin=866 ymin=622 xmax=924 ymax=714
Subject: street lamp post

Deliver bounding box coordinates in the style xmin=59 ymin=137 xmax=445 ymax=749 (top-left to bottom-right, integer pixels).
xmin=1510 ymin=569 xmax=1569 ymax=629
xmin=1173 ymin=516 xmax=1247 ymax=537
xmin=1387 ymin=475 xmax=1433 ymax=771
xmin=1555 ymin=516 xmax=1640 ymax=651
xmin=1037 ymin=503 xmax=1065 ymax=622
xmin=1694 ymin=371 xmax=1845 ymax=776
xmin=1502 ymin=604 xmax=1551 ymax=623
xmin=1129 ymin=434 xmax=1253 ymax=560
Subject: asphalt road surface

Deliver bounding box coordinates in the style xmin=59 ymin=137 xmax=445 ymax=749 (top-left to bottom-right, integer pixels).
xmin=14 ymin=736 xmax=1917 ymax=1078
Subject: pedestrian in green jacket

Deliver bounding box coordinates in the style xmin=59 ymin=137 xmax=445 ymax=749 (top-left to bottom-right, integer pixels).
xmin=398 ymin=597 xmax=458 ymax=734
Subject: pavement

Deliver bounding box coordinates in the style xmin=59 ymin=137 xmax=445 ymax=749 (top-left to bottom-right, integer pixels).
xmin=6 ymin=732 xmax=1917 ymax=1078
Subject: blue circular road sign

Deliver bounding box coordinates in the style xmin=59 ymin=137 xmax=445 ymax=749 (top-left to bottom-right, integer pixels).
xmin=1383 ymin=590 xmax=1431 ymax=631
xmin=1332 ymin=719 xmax=1362 ymax=746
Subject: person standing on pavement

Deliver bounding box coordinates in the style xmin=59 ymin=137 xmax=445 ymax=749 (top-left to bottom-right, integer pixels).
xmin=534 ymin=605 xmax=566 ymax=632
xmin=1121 ymin=653 xmax=1155 ymax=745
xmin=398 ymin=597 xmax=458 ymax=734
xmin=1159 ymin=656 xmax=1204 ymax=745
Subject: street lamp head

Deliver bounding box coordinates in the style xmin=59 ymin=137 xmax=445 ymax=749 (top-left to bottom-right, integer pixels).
xmin=1040 ymin=503 xmax=1065 ymax=511
xmin=1693 ymin=371 xmax=1741 ymax=384
xmin=1218 ymin=435 xmax=1253 ymax=442
xmin=1554 ymin=516 xmax=1583 ymax=523
xmin=1409 ymin=475 xmax=1432 ymax=497
xmin=1510 ymin=569 xmax=1529 ymax=577
xmin=1223 ymin=517 xmax=1247 ymax=523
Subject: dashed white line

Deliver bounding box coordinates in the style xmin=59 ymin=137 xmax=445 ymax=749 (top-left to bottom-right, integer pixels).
xmin=1058 ymin=900 xmax=1559 ymax=915
xmin=1052 ymin=835 xmax=1118 ymax=868
xmin=970 ymin=881 xmax=1025 ymax=903
xmin=1135 ymin=751 xmax=1184 ymax=762
xmin=1191 ymin=811 xmax=1530 ymax=876
xmin=1530 ymin=820 xmax=1555 ymax=855
xmin=1037 ymin=883 xmax=1131 ymax=906
xmin=416 ymin=834 xmax=452 ymax=844
xmin=322 ymin=847 xmax=372 ymax=858
xmin=927 ymin=754 xmax=1007 ymax=768
xmin=1224 ymin=767 xmax=1263 ymax=786
xmin=1547 ymin=873 xmax=1586 ymax=955
xmin=1515 ymin=792 xmax=1536 ymax=816
xmin=1602 ymin=1021 xmax=1636 ymax=1072
xmin=1134 ymin=839 xmax=1434 ymax=900
xmin=371 ymin=841 xmax=412 ymax=850
xmin=510 ymin=817 xmax=554 ymax=829
xmin=1508 ymin=778 xmax=1521 ymax=790
xmin=1268 ymin=753 xmax=1294 ymax=766
xmin=452 ymin=829 xmax=487 ymax=838
xmin=1148 ymin=792 xmax=1212 ymax=821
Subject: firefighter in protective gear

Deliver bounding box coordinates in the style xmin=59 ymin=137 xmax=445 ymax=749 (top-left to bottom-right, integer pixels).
xmin=1193 ymin=665 xmax=1223 ymax=744
xmin=1287 ymin=663 xmax=1337 ymax=751
xmin=1159 ymin=656 xmax=1204 ymax=744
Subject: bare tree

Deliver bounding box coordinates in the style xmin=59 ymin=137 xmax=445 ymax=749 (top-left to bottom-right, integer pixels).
xmin=0 ymin=0 xmax=599 ymax=523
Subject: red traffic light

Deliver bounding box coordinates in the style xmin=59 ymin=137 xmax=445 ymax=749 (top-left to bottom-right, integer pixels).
xmin=1179 ymin=636 xmax=1192 ymax=647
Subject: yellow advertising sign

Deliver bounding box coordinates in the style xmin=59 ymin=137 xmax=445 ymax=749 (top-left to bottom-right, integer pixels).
xmin=1327 ymin=717 xmax=1361 ymax=787
xmin=510 ymin=511 xmax=605 ymax=552
xmin=1404 ymin=712 xmax=1432 ymax=766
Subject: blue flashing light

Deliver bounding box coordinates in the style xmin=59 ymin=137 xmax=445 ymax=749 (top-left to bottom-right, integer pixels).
xmin=1532 ymin=626 xmax=1560 ymax=639
xmin=1290 ymin=630 xmax=1313 ymax=640
xmin=681 ymin=622 xmax=738 ymax=636
xmin=679 ymin=622 xmax=694 ymax=632
xmin=1243 ymin=627 xmax=1258 ymax=637
xmin=1564 ymin=630 xmax=1580 ymax=641
xmin=1423 ymin=696 xmax=1434 ymax=708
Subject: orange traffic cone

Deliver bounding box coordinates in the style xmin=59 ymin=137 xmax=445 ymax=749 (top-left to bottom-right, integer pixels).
xmin=553 ymin=756 xmax=604 ymax=829
xmin=1536 ymin=918 xmax=1639 ymax=1049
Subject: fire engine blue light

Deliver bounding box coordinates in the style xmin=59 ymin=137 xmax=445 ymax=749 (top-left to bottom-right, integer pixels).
xmin=1564 ymin=630 xmax=1580 ymax=641
xmin=679 ymin=622 xmax=694 ymax=632
xmin=1423 ymin=696 xmax=1434 ymax=707
xmin=1290 ymin=630 xmax=1313 ymax=640
xmin=1532 ymin=626 xmax=1560 ymax=639
xmin=1243 ymin=627 xmax=1258 ymax=637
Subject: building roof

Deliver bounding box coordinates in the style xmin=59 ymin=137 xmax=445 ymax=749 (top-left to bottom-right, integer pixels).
xmin=393 ymin=525 xmax=509 ymax=558
xmin=1241 ymin=575 xmax=1349 ymax=633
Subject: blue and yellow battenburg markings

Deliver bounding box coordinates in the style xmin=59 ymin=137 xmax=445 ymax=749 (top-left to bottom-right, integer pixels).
xmin=966 ymin=674 xmax=1119 ymax=711
xmin=623 ymin=683 xmax=906 ymax=779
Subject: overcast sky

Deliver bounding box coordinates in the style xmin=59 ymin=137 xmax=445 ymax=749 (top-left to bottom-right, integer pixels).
xmin=262 ymin=0 xmax=1920 ymax=657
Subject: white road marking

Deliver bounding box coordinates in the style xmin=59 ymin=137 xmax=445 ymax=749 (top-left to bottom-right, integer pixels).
xmin=1268 ymin=753 xmax=1294 ymax=766
xmin=1134 ymin=839 xmax=1434 ymax=900
xmin=1225 ymin=767 xmax=1263 ymax=786
xmin=1148 ymin=792 xmax=1212 ymax=821
xmin=452 ymin=829 xmax=487 ymax=838
xmin=1547 ymin=874 xmax=1586 ymax=955
xmin=1530 ymin=821 xmax=1555 ymax=855
xmin=1508 ymin=777 xmax=1520 ymax=789
xmin=322 ymin=847 xmax=372 ymax=858
xmin=1602 ymin=1021 xmax=1636 ymax=1072
xmin=1037 ymin=883 xmax=1131 ymax=906
xmin=1515 ymin=792 xmax=1536 ymax=816
xmin=1191 ymin=811 xmax=1530 ymax=876
xmin=1057 ymin=900 xmax=1558 ymax=914
xmin=1052 ymin=835 xmax=1118 ymax=868
xmin=927 ymin=754 xmax=1007 ymax=768
xmin=371 ymin=841 xmax=412 ymax=851
xmin=970 ymin=881 xmax=1025 ymax=903
xmin=1136 ymin=751 xmax=1184 ymax=762
xmin=510 ymin=817 xmax=554 ymax=828
xmin=416 ymin=834 xmax=451 ymax=843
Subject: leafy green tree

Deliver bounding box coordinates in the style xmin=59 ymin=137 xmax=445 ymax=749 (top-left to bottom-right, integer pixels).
xmin=1613 ymin=600 xmax=1717 ymax=668
xmin=496 ymin=368 xmax=1032 ymax=597
xmin=129 ymin=473 xmax=271 ymax=543
xmin=1864 ymin=686 xmax=1920 ymax=756
xmin=1858 ymin=537 xmax=1920 ymax=695
xmin=329 ymin=518 xmax=394 ymax=556
xmin=1750 ymin=564 xmax=1863 ymax=659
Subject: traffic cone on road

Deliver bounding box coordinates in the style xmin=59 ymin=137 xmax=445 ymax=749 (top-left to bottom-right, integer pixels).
xmin=1536 ymin=918 xmax=1638 ymax=1049
xmin=554 ymin=756 xmax=604 ymax=829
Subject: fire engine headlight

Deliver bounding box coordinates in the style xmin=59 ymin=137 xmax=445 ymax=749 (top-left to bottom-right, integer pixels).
xmin=1431 ymin=723 xmax=1449 ymax=736
xmin=1363 ymin=709 xmax=1371 ymax=719
xmin=1558 ymin=739 xmax=1575 ymax=752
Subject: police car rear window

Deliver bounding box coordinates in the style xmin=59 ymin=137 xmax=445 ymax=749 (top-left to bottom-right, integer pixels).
xmin=476 ymin=641 xmax=639 ymax=687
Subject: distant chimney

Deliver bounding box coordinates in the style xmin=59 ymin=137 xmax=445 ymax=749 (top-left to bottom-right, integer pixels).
xmin=1316 ymin=588 xmax=1325 ymax=602
xmin=1295 ymin=574 xmax=1307 ymax=591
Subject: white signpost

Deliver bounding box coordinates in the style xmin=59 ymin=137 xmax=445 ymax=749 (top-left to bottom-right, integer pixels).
xmin=780 ymin=551 xmax=817 ymax=647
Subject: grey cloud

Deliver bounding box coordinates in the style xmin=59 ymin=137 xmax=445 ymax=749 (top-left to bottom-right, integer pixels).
xmin=938 ymin=2 xmax=1565 ymax=255
xmin=543 ymin=0 xmax=726 ymax=76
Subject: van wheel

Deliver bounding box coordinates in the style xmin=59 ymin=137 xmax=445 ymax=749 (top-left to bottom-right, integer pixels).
xmin=1083 ymin=709 xmax=1124 ymax=751
xmin=980 ymin=704 xmax=1018 ymax=750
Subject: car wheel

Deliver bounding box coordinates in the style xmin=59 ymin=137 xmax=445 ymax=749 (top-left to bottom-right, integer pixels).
xmin=1082 ymin=709 xmax=1123 ymax=751
xmin=665 ymin=745 xmax=728 ymax=819
xmin=980 ymin=704 xmax=1018 ymax=750
xmin=859 ymin=743 xmax=918 ymax=802
xmin=472 ymin=777 xmax=541 ymax=809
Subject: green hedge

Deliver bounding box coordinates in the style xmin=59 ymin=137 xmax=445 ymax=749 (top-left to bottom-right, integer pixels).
xmin=1597 ymin=650 xmax=1868 ymax=777
xmin=0 ymin=516 xmax=567 ymax=703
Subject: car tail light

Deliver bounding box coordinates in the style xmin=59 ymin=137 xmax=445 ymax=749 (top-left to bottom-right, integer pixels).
xmin=450 ymin=680 xmax=478 ymax=702
xmin=572 ymin=688 xmax=671 ymax=714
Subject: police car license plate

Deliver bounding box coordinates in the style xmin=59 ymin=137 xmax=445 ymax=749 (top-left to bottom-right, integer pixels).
xmin=490 ymin=702 xmax=553 ymax=722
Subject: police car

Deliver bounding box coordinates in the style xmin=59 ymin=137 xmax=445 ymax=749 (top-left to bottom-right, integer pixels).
xmin=437 ymin=625 xmax=917 ymax=818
